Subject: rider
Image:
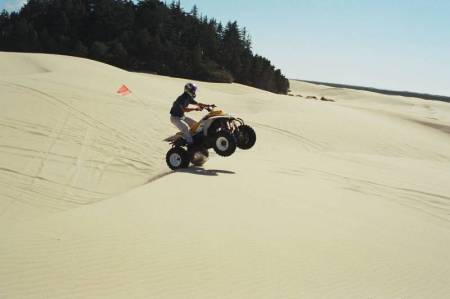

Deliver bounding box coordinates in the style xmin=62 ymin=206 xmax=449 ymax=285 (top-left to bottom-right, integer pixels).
xmin=170 ymin=83 xmax=211 ymax=144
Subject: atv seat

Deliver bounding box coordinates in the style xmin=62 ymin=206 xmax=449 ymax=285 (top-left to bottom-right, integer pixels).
xmin=164 ymin=121 xmax=201 ymax=143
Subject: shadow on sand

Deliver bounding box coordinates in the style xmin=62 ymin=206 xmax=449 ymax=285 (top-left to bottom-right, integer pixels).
xmin=177 ymin=167 xmax=235 ymax=176
xmin=145 ymin=167 xmax=235 ymax=184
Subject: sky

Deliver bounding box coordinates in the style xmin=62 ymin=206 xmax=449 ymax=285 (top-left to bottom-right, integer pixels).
xmin=178 ymin=0 xmax=450 ymax=96
xmin=1 ymin=0 xmax=449 ymax=95
xmin=0 ymin=0 xmax=26 ymax=12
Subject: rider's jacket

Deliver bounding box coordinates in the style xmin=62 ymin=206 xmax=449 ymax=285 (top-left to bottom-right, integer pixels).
xmin=170 ymin=92 xmax=198 ymax=117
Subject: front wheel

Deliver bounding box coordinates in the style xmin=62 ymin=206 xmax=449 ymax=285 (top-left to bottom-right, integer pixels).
xmin=236 ymin=125 xmax=256 ymax=150
xmin=213 ymin=131 xmax=236 ymax=157
xmin=166 ymin=147 xmax=190 ymax=170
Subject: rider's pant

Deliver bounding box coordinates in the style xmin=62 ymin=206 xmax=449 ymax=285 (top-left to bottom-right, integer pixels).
xmin=170 ymin=116 xmax=196 ymax=144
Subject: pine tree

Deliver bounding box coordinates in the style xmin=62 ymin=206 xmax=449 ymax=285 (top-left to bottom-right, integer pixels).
xmin=190 ymin=5 xmax=198 ymax=18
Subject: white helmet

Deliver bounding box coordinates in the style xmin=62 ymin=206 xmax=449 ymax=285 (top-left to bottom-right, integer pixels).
xmin=184 ymin=82 xmax=198 ymax=98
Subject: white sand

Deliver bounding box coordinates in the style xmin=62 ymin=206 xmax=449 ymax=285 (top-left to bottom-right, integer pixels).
xmin=1 ymin=52 xmax=450 ymax=298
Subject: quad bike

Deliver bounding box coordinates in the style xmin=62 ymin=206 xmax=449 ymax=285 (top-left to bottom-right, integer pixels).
xmin=164 ymin=105 xmax=256 ymax=170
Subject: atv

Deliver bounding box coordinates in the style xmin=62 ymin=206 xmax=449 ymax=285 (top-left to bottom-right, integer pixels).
xmin=164 ymin=105 xmax=256 ymax=170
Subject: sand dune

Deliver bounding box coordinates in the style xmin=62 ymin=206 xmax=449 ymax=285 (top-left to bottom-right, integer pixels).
xmin=1 ymin=52 xmax=450 ymax=298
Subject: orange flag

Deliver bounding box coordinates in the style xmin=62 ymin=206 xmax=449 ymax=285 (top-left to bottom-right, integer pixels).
xmin=117 ymin=84 xmax=131 ymax=96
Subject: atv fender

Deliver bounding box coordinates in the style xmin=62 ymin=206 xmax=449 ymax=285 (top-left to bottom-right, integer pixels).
xmin=202 ymin=116 xmax=235 ymax=136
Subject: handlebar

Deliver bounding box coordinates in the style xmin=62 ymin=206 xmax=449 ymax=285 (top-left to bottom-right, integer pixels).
xmin=203 ymin=104 xmax=216 ymax=112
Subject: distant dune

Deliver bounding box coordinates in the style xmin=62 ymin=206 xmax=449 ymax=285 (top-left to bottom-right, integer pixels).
xmin=296 ymin=79 xmax=450 ymax=103
xmin=1 ymin=52 xmax=450 ymax=298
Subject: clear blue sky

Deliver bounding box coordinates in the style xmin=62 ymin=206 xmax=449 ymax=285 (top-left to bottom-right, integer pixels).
xmin=2 ymin=0 xmax=450 ymax=95
xmin=178 ymin=0 xmax=450 ymax=96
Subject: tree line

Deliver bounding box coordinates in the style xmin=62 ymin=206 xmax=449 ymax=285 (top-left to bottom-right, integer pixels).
xmin=0 ymin=0 xmax=289 ymax=94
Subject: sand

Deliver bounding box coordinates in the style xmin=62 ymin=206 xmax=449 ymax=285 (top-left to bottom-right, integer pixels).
xmin=1 ymin=52 xmax=450 ymax=298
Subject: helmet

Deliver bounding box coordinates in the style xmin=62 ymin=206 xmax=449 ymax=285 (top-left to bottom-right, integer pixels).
xmin=184 ymin=82 xmax=198 ymax=98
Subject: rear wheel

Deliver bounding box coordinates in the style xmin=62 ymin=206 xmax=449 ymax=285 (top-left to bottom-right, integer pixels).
xmin=213 ymin=131 xmax=236 ymax=157
xmin=166 ymin=147 xmax=190 ymax=170
xmin=236 ymin=125 xmax=256 ymax=150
